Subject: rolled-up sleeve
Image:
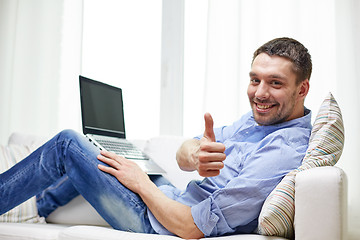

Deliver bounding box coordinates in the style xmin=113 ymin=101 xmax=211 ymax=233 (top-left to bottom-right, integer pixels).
xmin=191 ymin=176 xmax=280 ymax=236
xmin=191 ymin=198 xmax=220 ymax=236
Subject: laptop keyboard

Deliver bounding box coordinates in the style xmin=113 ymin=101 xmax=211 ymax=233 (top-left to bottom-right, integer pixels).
xmin=96 ymin=139 xmax=148 ymax=160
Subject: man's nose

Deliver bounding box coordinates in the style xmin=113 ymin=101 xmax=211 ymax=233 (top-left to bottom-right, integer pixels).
xmin=255 ymin=82 xmax=269 ymax=100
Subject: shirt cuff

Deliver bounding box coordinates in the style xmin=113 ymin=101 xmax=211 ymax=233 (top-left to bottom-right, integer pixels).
xmin=191 ymin=198 xmax=220 ymax=236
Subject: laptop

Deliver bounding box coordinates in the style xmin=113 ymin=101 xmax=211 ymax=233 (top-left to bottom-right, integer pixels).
xmin=79 ymin=75 xmax=166 ymax=175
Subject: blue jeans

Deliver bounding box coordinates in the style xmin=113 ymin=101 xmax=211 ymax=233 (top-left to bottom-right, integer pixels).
xmin=0 ymin=129 xmax=172 ymax=233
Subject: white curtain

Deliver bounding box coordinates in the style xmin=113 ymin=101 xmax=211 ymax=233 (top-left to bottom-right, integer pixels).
xmin=183 ymin=0 xmax=338 ymax=135
xmin=183 ymin=0 xmax=359 ymax=238
xmin=0 ymin=0 xmax=161 ymax=143
xmin=0 ymin=0 xmax=83 ymax=144
xmin=0 ymin=0 xmax=63 ymax=144
xmin=335 ymin=1 xmax=360 ymax=238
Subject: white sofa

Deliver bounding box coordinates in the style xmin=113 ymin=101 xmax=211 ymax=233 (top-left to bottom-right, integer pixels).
xmin=0 ymin=134 xmax=348 ymax=240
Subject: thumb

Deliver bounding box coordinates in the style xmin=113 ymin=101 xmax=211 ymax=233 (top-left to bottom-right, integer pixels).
xmin=204 ymin=112 xmax=216 ymax=142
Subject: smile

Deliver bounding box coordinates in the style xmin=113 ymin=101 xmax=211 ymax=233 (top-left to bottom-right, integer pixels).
xmin=254 ymin=102 xmax=277 ymax=113
xmin=257 ymin=104 xmax=272 ymax=109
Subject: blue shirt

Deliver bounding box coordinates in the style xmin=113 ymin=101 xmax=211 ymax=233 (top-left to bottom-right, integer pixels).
xmin=148 ymin=110 xmax=312 ymax=237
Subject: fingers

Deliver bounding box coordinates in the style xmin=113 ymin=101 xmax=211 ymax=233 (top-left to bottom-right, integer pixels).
xmin=197 ymin=128 xmax=226 ymax=177
xmin=99 ymin=150 xmax=119 ymax=159
xmin=198 ymin=151 xmax=226 ymax=163
xmin=97 ymin=150 xmax=125 ymax=169
xmin=98 ymin=162 xmax=118 ymax=176
xmin=200 ymin=141 xmax=226 ymax=153
xmin=199 ymin=169 xmax=221 ymax=178
xmin=198 ymin=148 xmax=226 ymax=177
xmin=203 ymin=113 xmax=216 ymax=142
xmin=197 ymin=158 xmax=224 ymax=177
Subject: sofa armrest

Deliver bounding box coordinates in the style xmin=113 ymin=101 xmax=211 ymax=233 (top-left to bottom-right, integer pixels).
xmin=294 ymin=166 xmax=347 ymax=240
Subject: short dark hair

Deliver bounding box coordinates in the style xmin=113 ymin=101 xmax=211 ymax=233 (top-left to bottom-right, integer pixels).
xmin=252 ymin=37 xmax=312 ymax=84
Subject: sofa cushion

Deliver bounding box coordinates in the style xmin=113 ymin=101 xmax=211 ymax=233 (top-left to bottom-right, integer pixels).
xmin=0 ymin=222 xmax=68 ymax=240
xmin=257 ymin=93 xmax=344 ymax=238
xmin=46 ymin=195 xmax=109 ymax=226
xmin=0 ymin=144 xmax=44 ymax=223
xmin=58 ymin=225 xmax=288 ymax=240
xmin=58 ymin=226 xmax=180 ymax=240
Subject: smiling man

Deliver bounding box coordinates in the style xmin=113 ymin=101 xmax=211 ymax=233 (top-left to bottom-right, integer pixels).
xmin=171 ymin=37 xmax=312 ymax=237
xmin=248 ymin=39 xmax=311 ymax=126
xmin=0 ymin=37 xmax=312 ymax=239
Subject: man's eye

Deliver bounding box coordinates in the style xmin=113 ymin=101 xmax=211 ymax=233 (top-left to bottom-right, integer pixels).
xmin=251 ymin=79 xmax=260 ymax=84
xmin=271 ymin=81 xmax=282 ymax=86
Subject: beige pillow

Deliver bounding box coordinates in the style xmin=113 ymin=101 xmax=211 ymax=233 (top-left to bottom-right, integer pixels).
xmin=0 ymin=144 xmax=44 ymax=223
xmin=257 ymin=92 xmax=344 ymax=238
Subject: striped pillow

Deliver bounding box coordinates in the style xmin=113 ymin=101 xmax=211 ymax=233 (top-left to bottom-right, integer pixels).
xmin=257 ymin=92 xmax=344 ymax=238
xmin=0 ymin=144 xmax=44 ymax=223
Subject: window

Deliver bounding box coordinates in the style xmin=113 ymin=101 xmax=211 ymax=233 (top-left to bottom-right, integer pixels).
xmin=81 ymin=0 xmax=162 ymax=139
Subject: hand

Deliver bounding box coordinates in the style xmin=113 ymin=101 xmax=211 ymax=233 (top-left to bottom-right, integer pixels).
xmin=195 ymin=113 xmax=226 ymax=177
xmin=97 ymin=151 xmax=150 ymax=193
xmin=99 ymin=151 xmax=203 ymax=239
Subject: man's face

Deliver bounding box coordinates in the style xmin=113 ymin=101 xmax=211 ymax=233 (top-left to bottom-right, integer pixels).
xmin=247 ymin=53 xmax=308 ymax=125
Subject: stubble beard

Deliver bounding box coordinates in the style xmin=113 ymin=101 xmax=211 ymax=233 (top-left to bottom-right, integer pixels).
xmin=251 ymin=92 xmax=297 ymax=126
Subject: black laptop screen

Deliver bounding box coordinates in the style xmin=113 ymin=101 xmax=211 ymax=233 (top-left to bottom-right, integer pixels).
xmin=79 ymin=76 xmax=126 ymax=138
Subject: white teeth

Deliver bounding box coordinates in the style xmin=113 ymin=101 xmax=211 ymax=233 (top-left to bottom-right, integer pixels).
xmin=257 ymin=104 xmax=272 ymax=109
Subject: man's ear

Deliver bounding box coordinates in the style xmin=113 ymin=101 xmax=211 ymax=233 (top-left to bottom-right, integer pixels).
xmin=298 ymin=79 xmax=310 ymax=99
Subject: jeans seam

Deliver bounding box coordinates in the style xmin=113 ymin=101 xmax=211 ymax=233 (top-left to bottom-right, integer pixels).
xmin=36 ymin=176 xmax=69 ymax=201
xmin=0 ymin=152 xmax=39 ymax=187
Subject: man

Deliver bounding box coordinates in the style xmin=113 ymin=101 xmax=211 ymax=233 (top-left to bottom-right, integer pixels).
xmin=0 ymin=37 xmax=312 ymax=239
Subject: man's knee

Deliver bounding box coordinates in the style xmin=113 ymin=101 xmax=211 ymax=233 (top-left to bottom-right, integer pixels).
xmin=57 ymin=129 xmax=99 ymax=155
xmin=58 ymin=129 xmax=82 ymax=141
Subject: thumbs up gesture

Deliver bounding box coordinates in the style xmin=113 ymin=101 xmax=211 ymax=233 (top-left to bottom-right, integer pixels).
xmin=196 ymin=113 xmax=226 ymax=177
xmin=203 ymin=112 xmax=217 ymax=142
